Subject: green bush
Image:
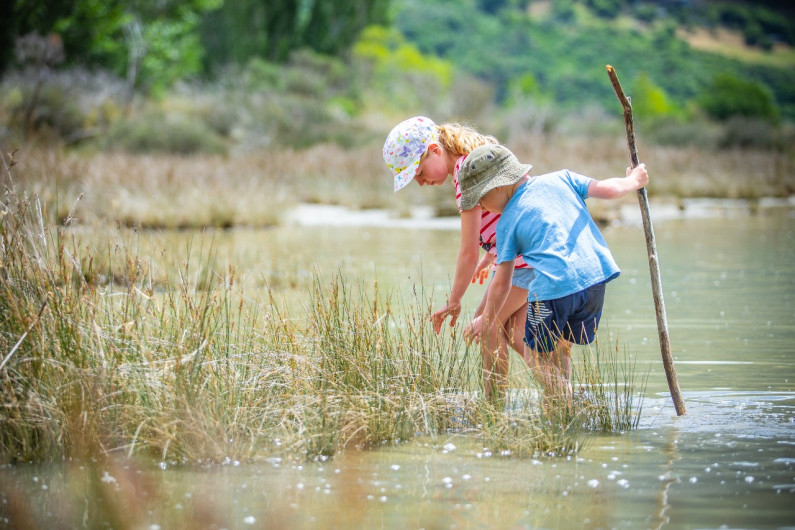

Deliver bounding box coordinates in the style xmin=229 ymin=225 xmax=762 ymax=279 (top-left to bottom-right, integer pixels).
xmin=644 ymin=116 xmax=722 ymax=148
xmin=104 ymin=110 xmax=227 ymax=154
xmin=718 ymin=116 xmax=783 ymax=149
xmin=0 ymin=67 xmax=127 ymax=145
xmin=698 ymin=73 xmax=780 ymax=123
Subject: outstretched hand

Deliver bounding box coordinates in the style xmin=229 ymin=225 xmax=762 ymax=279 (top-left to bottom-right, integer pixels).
xmin=471 ymin=268 xmax=489 ymax=285
xmin=463 ymin=316 xmax=484 ymax=344
xmin=472 ymin=252 xmax=495 ymax=285
xmin=430 ymin=301 xmax=461 ymax=334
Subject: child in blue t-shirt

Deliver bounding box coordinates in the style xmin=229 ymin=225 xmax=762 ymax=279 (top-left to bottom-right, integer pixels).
xmin=458 ymin=144 xmax=649 ymax=399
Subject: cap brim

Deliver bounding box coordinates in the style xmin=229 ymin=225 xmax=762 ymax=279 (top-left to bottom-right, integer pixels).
xmin=393 ymin=159 xmax=420 ymax=192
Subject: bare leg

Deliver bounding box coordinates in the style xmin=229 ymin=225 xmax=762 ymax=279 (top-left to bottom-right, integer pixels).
xmin=479 ymin=285 xmax=528 ymax=402
xmin=526 ymin=339 xmax=574 ymax=397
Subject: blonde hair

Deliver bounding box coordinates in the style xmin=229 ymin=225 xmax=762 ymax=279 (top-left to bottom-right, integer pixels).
xmin=438 ymin=122 xmax=499 ymax=157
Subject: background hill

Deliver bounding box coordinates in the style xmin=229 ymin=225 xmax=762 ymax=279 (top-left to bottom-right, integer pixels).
xmin=1 ymin=0 xmax=793 ymax=153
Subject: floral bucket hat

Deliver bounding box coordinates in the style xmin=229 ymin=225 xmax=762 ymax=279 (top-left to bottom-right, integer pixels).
xmin=382 ymin=116 xmax=440 ymax=192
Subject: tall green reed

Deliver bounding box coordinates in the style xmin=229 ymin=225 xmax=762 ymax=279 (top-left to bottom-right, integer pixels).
xmin=1 ymin=152 xmax=645 ymax=465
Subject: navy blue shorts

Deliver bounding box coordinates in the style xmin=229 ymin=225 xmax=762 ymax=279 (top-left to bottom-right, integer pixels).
xmin=524 ymin=282 xmax=607 ymax=353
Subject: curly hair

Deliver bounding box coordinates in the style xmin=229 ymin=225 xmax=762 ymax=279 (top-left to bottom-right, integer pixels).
xmin=437 ymin=122 xmax=499 ymax=157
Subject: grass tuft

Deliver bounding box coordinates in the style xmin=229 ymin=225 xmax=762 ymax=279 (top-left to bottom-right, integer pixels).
xmin=1 ymin=152 xmax=644 ymax=466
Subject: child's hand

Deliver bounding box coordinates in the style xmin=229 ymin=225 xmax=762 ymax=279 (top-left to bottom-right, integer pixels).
xmin=626 ymin=163 xmax=649 ymax=190
xmin=471 ymin=267 xmax=489 ymax=285
xmin=471 ymin=252 xmax=495 ymax=284
xmin=463 ymin=316 xmax=484 ymax=344
xmin=431 ymin=301 xmax=462 ymax=334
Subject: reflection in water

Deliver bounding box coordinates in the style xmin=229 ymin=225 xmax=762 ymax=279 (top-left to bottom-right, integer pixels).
xmin=654 ymin=427 xmax=680 ymax=530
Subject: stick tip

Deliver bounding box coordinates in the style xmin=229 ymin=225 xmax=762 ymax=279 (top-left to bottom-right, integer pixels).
xmin=606 ymin=64 xmax=614 ymax=72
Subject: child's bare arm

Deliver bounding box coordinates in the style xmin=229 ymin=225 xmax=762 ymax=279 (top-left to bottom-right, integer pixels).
xmin=588 ymin=163 xmax=649 ymax=199
xmin=431 ymin=207 xmax=482 ymax=333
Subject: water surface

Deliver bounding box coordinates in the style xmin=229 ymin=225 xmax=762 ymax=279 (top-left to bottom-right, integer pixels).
xmin=2 ymin=203 xmax=793 ymax=529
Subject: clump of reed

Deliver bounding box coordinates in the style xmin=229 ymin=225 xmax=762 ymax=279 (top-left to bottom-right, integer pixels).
xmin=0 ymin=153 xmax=644 ymax=466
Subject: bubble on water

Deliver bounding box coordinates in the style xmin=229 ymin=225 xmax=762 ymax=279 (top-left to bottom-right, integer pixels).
xmin=243 ymin=516 xmax=256 ymax=525
xmin=689 ymin=477 xmax=698 ymax=484
xmin=390 ymin=464 xmax=400 ymax=471
xmin=380 ymin=496 xmax=387 ymax=502
xmin=462 ymin=474 xmax=471 ymax=481
xmin=159 ymin=462 xmax=167 ymax=470
xmin=443 ymin=443 xmax=456 ymax=452
xmin=101 ymin=471 xmax=116 ymax=484
xmin=587 ymin=479 xmax=599 ymax=488
xmin=296 ymin=483 xmax=304 ymax=490
xmin=745 ymin=476 xmax=755 ymax=484
xmin=617 ymin=479 xmax=630 ymax=488
xmin=149 ymin=525 xmax=161 ymax=530
xmin=443 ymin=477 xmax=453 ymax=485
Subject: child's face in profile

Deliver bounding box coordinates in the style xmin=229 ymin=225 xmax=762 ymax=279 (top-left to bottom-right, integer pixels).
xmin=478 ymin=186 xmax=508 ymax=213
xmin=413 ymin=144 xmax=449 ymax=187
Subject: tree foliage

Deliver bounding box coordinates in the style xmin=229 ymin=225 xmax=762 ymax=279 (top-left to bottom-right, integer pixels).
xmin=200 ymin=0 xmax=391 ymax=70
xmin=5 ymin=0 xmax=390 ymax=93
xmin=392 ymin=0 xmax=795 ymax=120
xmin=698 ymin=73 xmax=779 ymax=122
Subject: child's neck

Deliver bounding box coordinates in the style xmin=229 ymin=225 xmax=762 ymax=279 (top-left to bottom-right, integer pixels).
xmin=508 ymin=176 xmax=530 ymax=199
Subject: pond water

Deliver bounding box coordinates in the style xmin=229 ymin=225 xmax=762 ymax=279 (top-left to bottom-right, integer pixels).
xmin=2 ymin=202 xmax=794 ymax=529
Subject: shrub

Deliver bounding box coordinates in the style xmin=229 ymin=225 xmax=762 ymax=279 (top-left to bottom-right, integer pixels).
xmin=718 ymin=116 xmax=783 ymax=149
xmin=698 ymin=73 xmax=780 ymax=123
xmin=0 ymin=66 xmax=127 ymax=145
xmin=104 ymin=110 xmax=227 ymax=155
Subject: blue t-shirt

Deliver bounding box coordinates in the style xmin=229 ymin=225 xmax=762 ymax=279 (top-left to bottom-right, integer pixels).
xmin=496 ymin=170 xmax=620 ymax=302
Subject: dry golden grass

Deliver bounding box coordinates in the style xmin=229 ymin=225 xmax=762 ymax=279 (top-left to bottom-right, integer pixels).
xmin=678 ymin=27 xmax=795 ymax=69
xmin=5 ymin=126 xmax=792 ymax=233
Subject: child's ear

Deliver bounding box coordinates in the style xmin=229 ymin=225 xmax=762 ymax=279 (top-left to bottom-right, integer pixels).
xmin=428 ymin=143 xmax=442 ymax=155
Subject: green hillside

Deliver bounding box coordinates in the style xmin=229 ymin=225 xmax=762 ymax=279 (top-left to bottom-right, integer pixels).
xmin=393 ymin=0 xmax=795 ymax=120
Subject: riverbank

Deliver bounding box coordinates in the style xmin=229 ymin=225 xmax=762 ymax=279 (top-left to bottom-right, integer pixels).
xmin=288 ymin=196 xmax=795 ymax=230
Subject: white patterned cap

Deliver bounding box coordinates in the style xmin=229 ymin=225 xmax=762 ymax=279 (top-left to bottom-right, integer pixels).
xmin=382 ymin=116 xmax=440 ymax=192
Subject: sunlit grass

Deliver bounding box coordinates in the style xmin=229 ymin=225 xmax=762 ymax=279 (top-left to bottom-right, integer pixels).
xmin=4 ymin=124 xmax=793 ymax=234
xmin=678 ymin=27 xmax=795 ymax=69
xmin=1 ymin=155 xmax=646 ymax=468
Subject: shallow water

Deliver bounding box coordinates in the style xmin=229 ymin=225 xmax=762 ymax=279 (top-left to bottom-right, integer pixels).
xmin=2 ymin=203 xmax=794 ymax=528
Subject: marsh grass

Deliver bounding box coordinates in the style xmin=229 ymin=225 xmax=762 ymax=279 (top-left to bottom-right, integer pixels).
xmin=5 ymin=124 xmax=792 ymax=234
xmin=1 ymin=155 xmax=645 ymax=467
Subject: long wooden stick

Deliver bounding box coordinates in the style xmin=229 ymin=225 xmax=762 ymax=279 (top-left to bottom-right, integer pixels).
xmin=606 ymin=65 xmax=686 ymax=416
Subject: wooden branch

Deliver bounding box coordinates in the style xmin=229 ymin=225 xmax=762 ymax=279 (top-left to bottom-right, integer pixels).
xmin=606 ymin=64 xmax=686 ymax=416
